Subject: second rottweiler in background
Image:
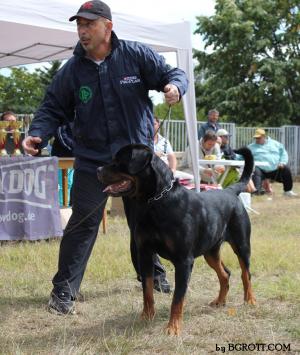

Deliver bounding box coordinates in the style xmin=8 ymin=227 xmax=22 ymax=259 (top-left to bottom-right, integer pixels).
xmin=98 ymin=144 xmax=256 ymax=335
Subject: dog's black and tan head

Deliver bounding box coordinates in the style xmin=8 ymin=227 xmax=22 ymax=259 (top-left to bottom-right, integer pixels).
xmin=97 ymin=144 xmax=173 ymax=200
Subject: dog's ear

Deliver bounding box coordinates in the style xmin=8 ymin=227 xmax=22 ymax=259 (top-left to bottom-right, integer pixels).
xmin=127 ymin=147 xmax=153 ymax=174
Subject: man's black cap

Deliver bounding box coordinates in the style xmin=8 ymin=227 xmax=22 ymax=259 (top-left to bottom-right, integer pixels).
xmin=69 ymin=0 xmax=112 ymax=22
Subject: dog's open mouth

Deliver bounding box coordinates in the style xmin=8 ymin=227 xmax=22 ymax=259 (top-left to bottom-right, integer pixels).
xmin=103 ymin=179 xmax=134 ymax=196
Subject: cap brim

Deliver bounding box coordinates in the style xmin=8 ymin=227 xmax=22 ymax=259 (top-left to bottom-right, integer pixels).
xmin=69 ymin=12 xmax=101 ymax=21
xmin=254 ymin=135 xmax=262 ymax=138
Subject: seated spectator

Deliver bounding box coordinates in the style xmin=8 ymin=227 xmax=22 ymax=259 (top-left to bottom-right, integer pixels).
xmin=1 ymin=111 xmax=24 ymax=155
xmin=199 ymin=130 xmax=224 ymax=184
xmin=248 ymin=128 xmax=297 ymax=197
xmin=1 ymin=110 xmax=17 ymax=128
xmin=217 ymin=128 xmax=236 ymax=160
xmin=198 ymin=109 xmax=221 ymax=140
xmin=153 ymin=117 xmax=194 ymax=182
xmin=154 ymin=117 xmax=177 ymax=173
xmin=217 ymin=128 xmax=256 ymax=192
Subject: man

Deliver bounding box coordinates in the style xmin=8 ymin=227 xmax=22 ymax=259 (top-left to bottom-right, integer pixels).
xmin=198 ymin=109 xmax=221 ymax=140
xmin=248 ymin=128 xmax=297 ymax=197
xmin=198 ymin=131 xmax=224 ymax=183
xmin=216 ymin=128 xmax=235 ymax=160
xmin=1 ymin=110 xmax=17 ymax=126
xmin=1 ymin=111 xmax=24 ymax=155
xmin=22 ymin=0 xmax=188 ymax=315
xmin=153 ymin=117 xmax=177 ymax=173
xmin=217 ymin=128 xmax=257 ymax=192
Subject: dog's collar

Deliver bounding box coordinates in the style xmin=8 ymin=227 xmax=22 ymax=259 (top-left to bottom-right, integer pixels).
xmin=147 ymin=178 xmax=176 ymax=204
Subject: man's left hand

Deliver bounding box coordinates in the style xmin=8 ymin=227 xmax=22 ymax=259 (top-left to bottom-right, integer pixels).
xmin=164 ymin=84 xmax=180 ymax=105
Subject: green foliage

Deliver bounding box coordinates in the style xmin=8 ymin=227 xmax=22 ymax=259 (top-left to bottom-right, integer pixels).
xmin=0 ymin=61 xmax=62 ymax=114
xmin=154 ymin=101 xmax=185 ymax=120
xmin=0 ymin=67 xmax=43 ymax=113
xmin=36 ymin=60 xmax=62 ymax=90
xmin=194 ymin=0 xmax=300 ymax=126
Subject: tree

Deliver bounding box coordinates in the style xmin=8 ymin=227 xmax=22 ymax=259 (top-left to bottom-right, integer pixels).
xmin=194 ymin=0 xmax=300 ymax=126
xmin=0 ymin=67 xmax=43 ymax=113
xmin=154 ymin=101 xmax=185 ymax=121
xmin=0 ymin=61 xmax=62 ymax=114
xmin=36 ymin=60 xmax=62 ymax=89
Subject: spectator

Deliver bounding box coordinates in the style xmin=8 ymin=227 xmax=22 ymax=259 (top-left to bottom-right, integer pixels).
xmin=22 ymin=0 xmax=188 ymax=315
xmin=1 ymin=110 xmax=17 ymax=127
xmin=248 ymin=128 xmax=297 ymax=197
xmin=198 ymin=109 xmax=221 ymax=140
xmin=153 ymin=117 xmax=177 ymax=172
xmin=199 ymin=131 xmax=224 ymax=184
xmin=217 ymin=128 xmax=236 ymax=160
xmin=0 ymin=111 xmax=24 ymax=155
xmin=217 ymin=128 xmax=256 ymax=192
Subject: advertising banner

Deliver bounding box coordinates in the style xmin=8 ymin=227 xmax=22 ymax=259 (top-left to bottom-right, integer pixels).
xmin=0 ymin=156 xmax=63 ymax=240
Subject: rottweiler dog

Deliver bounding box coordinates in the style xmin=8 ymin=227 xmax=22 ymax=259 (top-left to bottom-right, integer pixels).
xmin=97 ymin=144 xmax=256 ymax=335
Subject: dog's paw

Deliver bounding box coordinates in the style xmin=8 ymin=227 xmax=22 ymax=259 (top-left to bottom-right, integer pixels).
xmin=244 ymin=290 xmax=256 ymax=305
xmin=166 ymin=322 xmax=181 ymax=336
xmin=209 ymin=298 xmax=226 ymax=307
xmin=140 ymin=308 xmax=155 ymax=321
xmin=245 ymin=297 xmax=256 ymax=305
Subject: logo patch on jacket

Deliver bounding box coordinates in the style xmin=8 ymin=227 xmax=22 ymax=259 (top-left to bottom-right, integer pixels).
xmin=79 ymin=86 xmax=92 ymax=103
xmin=120 ymin=76 xmax=141 ymax=85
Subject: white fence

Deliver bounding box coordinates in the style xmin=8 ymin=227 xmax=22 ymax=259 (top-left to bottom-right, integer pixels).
xmin=161 ymin=120 xmax=300 ymax=176
xmin=14 ymin=115 xmax=300 ymax=176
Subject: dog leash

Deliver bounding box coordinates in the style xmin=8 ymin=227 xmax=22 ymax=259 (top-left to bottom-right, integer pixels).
xmin=65 ymin=108 xmax=173 ymax=234
xmin=153 ymin=105 xmax=172 ymax=138
xmin=63 ymin=198 xmax=107 ymax=236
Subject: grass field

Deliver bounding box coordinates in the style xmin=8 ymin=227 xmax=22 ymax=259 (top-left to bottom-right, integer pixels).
xmin=0 ymin=183 xmax=300 ymax=354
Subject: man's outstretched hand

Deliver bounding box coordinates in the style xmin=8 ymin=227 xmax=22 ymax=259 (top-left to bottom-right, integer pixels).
xmin=22 ymin=136 xmax=42 ymax=156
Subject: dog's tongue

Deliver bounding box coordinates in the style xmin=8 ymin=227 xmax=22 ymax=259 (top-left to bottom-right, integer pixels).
xmin=103 ymin=180 xmax=131 ymax=193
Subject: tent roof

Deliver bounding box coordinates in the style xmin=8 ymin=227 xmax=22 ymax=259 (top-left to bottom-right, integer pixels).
xmin=0 ymin=0 xmax=200 ymax=191
xmin=0 ymin=0 xmax=192 ymax=68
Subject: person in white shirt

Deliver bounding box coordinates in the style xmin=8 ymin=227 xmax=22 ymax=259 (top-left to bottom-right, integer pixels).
xmin=153 ymin=117 xmax=177 ymax=172
xmin=199 ymin=130 xmax=225 ymax=183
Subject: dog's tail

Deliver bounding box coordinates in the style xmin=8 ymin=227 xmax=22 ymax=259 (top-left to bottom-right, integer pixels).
xmin=227 ymin=147 xmax=254 ymax=195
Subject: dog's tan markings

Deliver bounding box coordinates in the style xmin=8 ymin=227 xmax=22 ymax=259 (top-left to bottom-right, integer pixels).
xmin=204 ymin=254 xmax=230 ymax=306
xmin=237 ymin=256 xmax=256 ymax=305
xmin=141 ymin=276 xmax=155 ymax=320
xmin=166 ymin=300 xmax=184 ymax=335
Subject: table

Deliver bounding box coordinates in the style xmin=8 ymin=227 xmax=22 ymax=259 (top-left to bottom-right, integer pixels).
xmin=198 ymin=159 xmax=269 ymax=186
xmin=58 ymin=158 xmax=75 ymax=207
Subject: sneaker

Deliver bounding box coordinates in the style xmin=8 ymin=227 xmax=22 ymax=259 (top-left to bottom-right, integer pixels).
xmin=48 ymin=291 xmax=76 ymax=315
xmin=71 ymin=291 xmax=85 ymax=302
xmin=153 ymin=277 xmax=172 ymax=294
xmin=283 ymin=190 xmax=298 ymax=197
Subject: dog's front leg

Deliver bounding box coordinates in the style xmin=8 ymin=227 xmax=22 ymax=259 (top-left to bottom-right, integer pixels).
xmin=140 ymin=250 xmax=155 ymax=321
xmin=166 ymin=258 xmax=194 ymax=336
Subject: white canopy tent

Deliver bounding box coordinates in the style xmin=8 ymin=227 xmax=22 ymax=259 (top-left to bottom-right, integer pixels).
xmin=0 ymin=0 xmax=200 ymax=190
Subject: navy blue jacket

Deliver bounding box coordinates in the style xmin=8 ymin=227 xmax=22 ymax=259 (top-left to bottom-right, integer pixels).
xmin=198 ymin=121 xmax=221 ymax=140
xmin=29 ymin=32 xmax=188 ymax=171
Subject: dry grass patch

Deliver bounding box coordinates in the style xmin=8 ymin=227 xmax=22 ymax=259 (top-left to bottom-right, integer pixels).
xmin=0 ymin=183 xmax=299 ymax=354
